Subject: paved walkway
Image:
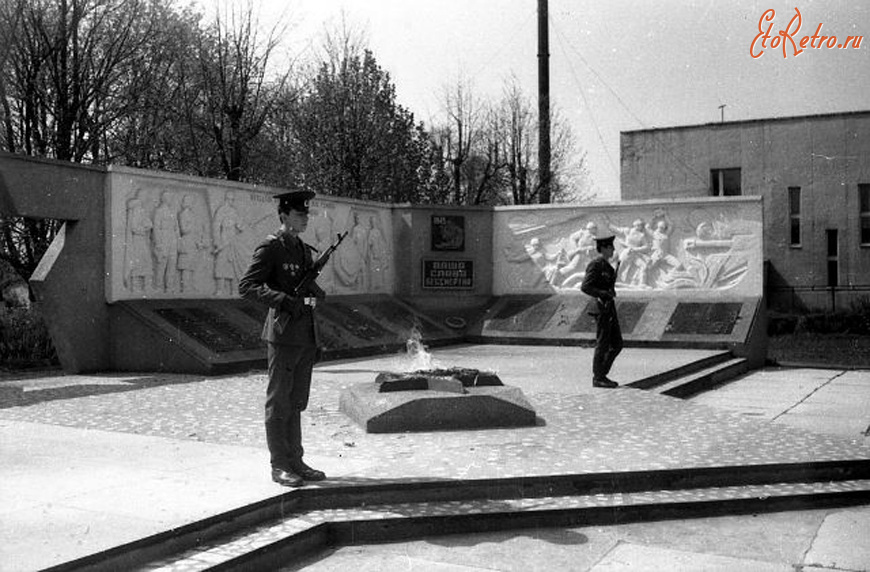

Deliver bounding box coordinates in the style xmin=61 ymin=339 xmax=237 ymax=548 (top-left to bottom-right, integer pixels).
xmin=1 ymin=345 xmax=869 ymax=571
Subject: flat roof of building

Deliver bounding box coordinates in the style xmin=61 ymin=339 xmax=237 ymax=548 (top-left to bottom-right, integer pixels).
xmin=622 ymin=109 xmax=870 ymax=135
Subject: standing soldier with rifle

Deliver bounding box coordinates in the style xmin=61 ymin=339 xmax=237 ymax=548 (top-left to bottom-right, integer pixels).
xmin=239 ymin=190 xmax=346 ymax=487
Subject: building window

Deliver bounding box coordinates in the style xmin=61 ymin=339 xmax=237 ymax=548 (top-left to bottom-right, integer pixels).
xmin=710 ymin=168 xmax=741 ymax=196
xmin=788 ymin=187 xmax=801 ymax=247
xmin=826 ymin=229 xmax=839 ymax=287
xmin=860 ymin=184 xmax=870 ymax=246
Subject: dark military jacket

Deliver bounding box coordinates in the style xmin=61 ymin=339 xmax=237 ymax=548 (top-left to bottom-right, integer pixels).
xmin=239 ymin=231 xmax=324 ymax=346
xmin=581 ymin=256 xmax=618 ymax=315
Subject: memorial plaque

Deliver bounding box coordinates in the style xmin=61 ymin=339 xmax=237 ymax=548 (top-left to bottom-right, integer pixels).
xmin=569 ymin=300 xmax=647 ymax=334
xmin=569 ymin=301 xmax=598 ymax=333
xmin=155 ymin=308 xmax=262 ymax=353
xmin=422 ymin=259 xmax=473 ymax=290
xmin=431 ymin=215 xmax=465 ymax=251
xmin=317 ymin=302 xmax=393 ymax=341
xmin=665 ymin=302 xmax=742 ymax=335
xmin=488 ymin=297 xmax=560 ymax=332
xmin=617 ymin=301 xmax=647 ymax=334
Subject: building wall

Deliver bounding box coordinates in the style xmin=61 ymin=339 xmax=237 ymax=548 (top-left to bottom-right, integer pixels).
xmin=620 ymin=111 xmax=870 ymax=310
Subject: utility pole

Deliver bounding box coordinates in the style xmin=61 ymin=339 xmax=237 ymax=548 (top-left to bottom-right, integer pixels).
xmin=537 ymin=0 xmax=551 ymax=204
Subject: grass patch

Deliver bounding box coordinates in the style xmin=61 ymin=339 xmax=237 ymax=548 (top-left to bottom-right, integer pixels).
xmin=768 ymin=333 xmax=870 ymax=367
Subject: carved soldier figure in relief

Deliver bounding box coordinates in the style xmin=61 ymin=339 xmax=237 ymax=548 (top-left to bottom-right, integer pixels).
xmin=558 ymin=221 xmax=599 ymax=287
xmin=124 ymin=197 xmax=153 ymax=293
xmin=366 ymin=215 xmax=389 ymax=292
xmin=610 ymin=219 xmax=652 ymax=288
xmin=177 ymin=194 xmax=208 ymax=293
xmin=152 ymin=191 xmax=179 ymax=293
xmin=212 ymin=191 xmax=246 ymax=296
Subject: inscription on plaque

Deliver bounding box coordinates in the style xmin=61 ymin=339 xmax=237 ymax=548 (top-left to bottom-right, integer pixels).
xmin=155 ymin=308 xmax=262 ymax=353
xmin=422 ymin=259 xmax=473 ymax=290
xmin=488 ymin=297 xmax=560 ymax=332
xmin=569 ymin=301 xmax=647 ymax=334
xmin=665 ymin=302 xmax=742 ymax=335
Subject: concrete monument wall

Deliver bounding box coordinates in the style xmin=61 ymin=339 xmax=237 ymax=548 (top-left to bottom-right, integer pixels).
xmin=0 ymin=154 xmax=109 ymax=371
xmin=106 ymin=167 xmax=394 ymax=302
xmin=1 ymin=152 xmax=767 ymax=373
xmin=493 ymin=197 xmax=764 ymax=298
xmin=392 ymin=205 xmax=493 ymax=304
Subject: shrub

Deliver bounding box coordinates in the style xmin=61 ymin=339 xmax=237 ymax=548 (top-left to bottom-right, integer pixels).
xmin=0 ymin=306 xmax=58 ymax=369
xmin=848 ymin=296 xmax=870 ymax=335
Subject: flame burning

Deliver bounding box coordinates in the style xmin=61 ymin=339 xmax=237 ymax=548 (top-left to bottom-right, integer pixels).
xmin=404 ymin=325 xmax=435 ymax=371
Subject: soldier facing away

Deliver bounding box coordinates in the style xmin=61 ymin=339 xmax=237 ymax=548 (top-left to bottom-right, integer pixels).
xmin=580 ymin=234 xmax=623 ymax=388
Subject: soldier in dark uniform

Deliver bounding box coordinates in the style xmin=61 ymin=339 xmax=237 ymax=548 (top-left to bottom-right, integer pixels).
xmin=239 ymin=190 xmax=327 ymax=487
xmin=580 ymin=234 xmax=623 ymax=388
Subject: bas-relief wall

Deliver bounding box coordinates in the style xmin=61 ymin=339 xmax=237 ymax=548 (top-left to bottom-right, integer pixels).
xmin=103 ymin=167 xmax=763 ymax=303
xmin=106 ymin=168 xmax=393 ymax=302
xmin=493 ymin=198 xmax=764 ymax=298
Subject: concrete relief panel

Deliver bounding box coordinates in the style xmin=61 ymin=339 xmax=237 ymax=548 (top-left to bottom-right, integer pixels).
xmin=320 ymin=205 xmax=393 ymax=295
xmin=106 ymin=169 xmax=393 ymax=301
xmin=493 ymin=198 xmax=763 ymax=297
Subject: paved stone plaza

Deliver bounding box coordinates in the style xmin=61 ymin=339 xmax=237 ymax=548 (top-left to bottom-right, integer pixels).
xmin=1 ymin=345 xmax=869 ymax=571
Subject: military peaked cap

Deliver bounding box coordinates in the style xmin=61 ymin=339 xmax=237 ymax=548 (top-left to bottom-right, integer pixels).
xmin=594 ymin=234 xmax=616 ymax=250
xmin=275 ymin=190 xmax=315 ymax=213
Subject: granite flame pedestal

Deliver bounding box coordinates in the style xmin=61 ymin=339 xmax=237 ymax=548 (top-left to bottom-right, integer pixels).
xmin=339 ymin=368 xmax=537 ymax=433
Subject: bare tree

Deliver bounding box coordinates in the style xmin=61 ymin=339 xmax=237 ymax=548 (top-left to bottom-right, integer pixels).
xmin=195 ymin=0 xmax=288 ymax=181
xmin=0 ymin=0 xmax=170 ymax=162
xmin=433 ymin=75 xmax=592 ymax=206
xmin=437 ymin=76 xmax=484 ymax=205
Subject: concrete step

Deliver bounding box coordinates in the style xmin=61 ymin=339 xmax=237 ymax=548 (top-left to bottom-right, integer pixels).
xmin=652 ymin=357 xmax=751 ymax=399
xmin=628 ymin=350 xmax=735 ymax=391
xmin=129 ymin=479 xmax=870 ymax=571
xmin=45 ymin=461 xmax=870 ymax=572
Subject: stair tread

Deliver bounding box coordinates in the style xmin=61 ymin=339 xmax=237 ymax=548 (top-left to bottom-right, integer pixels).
xmin=652 ymin=357 xmax=748 ymax=395
xmin=145 ymin=477 xmax=870 ymax=571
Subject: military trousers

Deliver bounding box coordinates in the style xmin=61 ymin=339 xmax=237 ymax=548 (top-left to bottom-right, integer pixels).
xmin=593 ymin=308 xmax=623 ymax=380
xmin=265 ymin=343 xmax=318 ymax=470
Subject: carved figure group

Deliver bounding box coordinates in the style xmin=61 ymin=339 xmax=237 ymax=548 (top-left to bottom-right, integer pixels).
xmin=514 ymin=208 xmax=750 ymax=292
xmin=122 ymin=190 xmax=263 ymax=296
xmin=333 ymin=209 xmax=390 ymax=293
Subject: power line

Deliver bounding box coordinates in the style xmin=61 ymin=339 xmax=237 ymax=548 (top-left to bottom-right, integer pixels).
xmin=550 ymin=17 xmax=619 ymax=183
xmin=549 ymin=18 xmax=709 ymax=188
xmin=469 ymin=9 xmax=538 ymax=80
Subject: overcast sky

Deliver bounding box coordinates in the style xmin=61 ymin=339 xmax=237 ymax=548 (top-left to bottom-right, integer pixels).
xmin=246 ymin=0 xmax=870 ymax=201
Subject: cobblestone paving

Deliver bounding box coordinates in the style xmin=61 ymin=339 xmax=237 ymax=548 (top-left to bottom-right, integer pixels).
xmin=1 ymin=367 xmax=868 ymax=484
xmin=3 ymin=349 xmax=870 ymax=571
